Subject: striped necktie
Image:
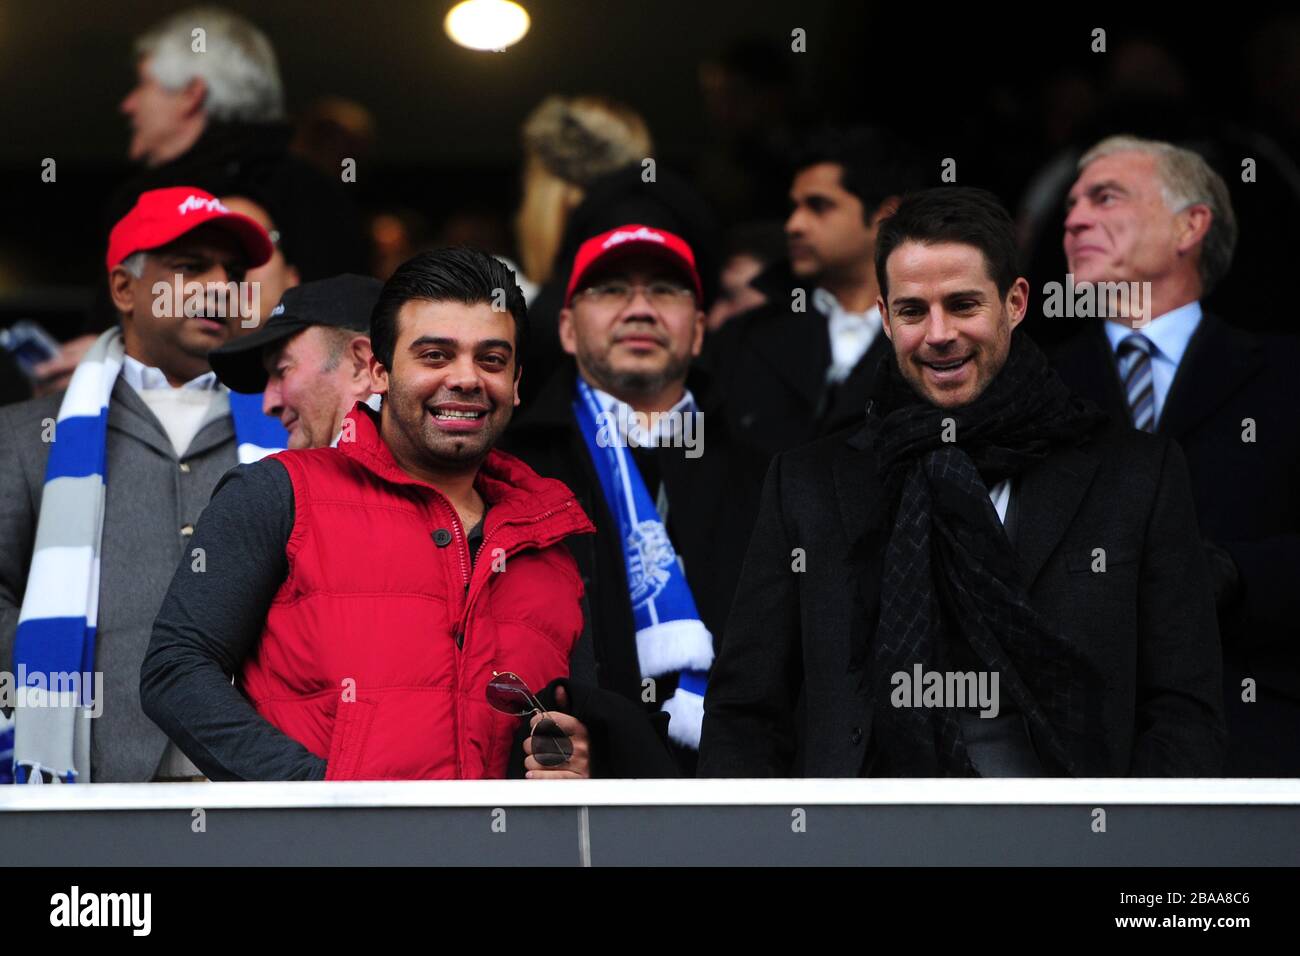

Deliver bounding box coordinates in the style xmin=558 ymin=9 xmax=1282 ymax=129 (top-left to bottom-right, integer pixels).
xmin=1116 ymin=333 xmax=1156 ymax=432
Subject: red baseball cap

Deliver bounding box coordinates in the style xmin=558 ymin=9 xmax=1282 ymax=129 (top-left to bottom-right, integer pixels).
xmin=565 ymin=224 xmax=703 ymax=306
xmin=106 ymin=186 xmax=274 ymax=273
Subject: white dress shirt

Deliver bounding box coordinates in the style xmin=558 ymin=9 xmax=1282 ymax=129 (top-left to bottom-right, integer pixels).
xmin=121 ymin=355 xmax=227 ymax=457
xmin=989 ymin=478 xmax=1011 ymax=525
xmin=591 ymin=385 xmax=697 ymax=448
xmin=813 ymin=288 xmax=882 ymax=384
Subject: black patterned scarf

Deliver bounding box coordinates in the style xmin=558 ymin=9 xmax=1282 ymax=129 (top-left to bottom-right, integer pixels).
xmin=865 ymin=329 xmax=1109 ymax=776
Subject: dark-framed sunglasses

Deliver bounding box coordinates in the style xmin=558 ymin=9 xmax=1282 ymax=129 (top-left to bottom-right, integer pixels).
xmin=485 ymin=671 xmax=573 ymax=768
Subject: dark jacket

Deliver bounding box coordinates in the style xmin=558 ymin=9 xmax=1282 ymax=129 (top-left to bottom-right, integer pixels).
xmin=1051 ymin=313 xmax=1300 ymax=774
xmin=698 ymin=417 xmax=1226 ymax=778
xmin=705 ymin=260 xmax=890 ymax=456
xmin=500 ymin=364 xmax=769 ymax=766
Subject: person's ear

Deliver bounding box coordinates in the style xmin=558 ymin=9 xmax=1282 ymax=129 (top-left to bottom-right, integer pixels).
xmin=690 ymin=308 xmax=706 ymax=357
xmin=512 ymin=365 xmax=522 ymax=408
xmin=878 ymin=295 xmax=893 ymax=342
xmin=180 ymin=76 xmax=207 ymax=118
xmin=869 ymin=196 xmax=901 ymax=230
xmin=108 ymin=267 xmax=137 ymax=319
xmin=1176 ymin=204 xmax=1213 ymax=256
xmin=558 ymin=307 xmax=578 ymax=356
xmin=1006 ymin=277 xmax=1031 ymax=330
xmin=348 ymin=336 xmax=373 ymax=381
xmin=367 ymin=351 xmax=389 ymax=395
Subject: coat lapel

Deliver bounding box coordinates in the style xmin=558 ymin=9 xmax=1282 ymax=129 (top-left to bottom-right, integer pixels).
xmin=1055 ymin=322 xmax=1128 ymax=419
xmin=107 ymin=378 xmax=178 ymax=459
xmin=823 ymin=334 xmax=890 ymax=433
xmin=1158 ymin=313 xmax=1265 ymax=440
xmin=1013 ymin=443 xmax=1099 ymax=589
xmin=107 ymin=377 xmax=235 ymax=460
xmin=835 ymin=423 xmax=880 ymax=549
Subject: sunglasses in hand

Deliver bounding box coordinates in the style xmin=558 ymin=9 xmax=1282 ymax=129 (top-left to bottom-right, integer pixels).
xmin=485 ymin=671 xmax=574 ymax=768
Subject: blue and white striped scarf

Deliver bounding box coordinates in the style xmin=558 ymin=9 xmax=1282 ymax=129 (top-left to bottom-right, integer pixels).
xmin=572 ymin=378 xmax=712 ymax=748
xmin=6 ymin=327 xmax=284 ymax=784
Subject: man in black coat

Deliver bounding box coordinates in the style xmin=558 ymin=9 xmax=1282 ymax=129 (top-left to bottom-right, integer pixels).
xmin=699 ymin=188 xmax=1225 ymax=778
xmin=502 ymin=224 xmax=767 ymax=775
xmin=705 ymin=127 xmax=924 ymax=455
xmin=1049 ymin=135 xmax=1300 ymax=775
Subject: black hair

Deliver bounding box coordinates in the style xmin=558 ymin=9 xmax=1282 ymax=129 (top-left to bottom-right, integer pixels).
xmin=874 ymin=187 xmax=1020 ymax=303
xmin=370 ymin=247 xmax=528 ymax=374
xmin=790 ymin=126 xmax=926 ymax=224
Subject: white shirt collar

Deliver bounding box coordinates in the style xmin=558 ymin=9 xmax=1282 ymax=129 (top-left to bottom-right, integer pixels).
xmin=1103 ymin=300 xmax=1202 ymax=367
xmin=814 ymin=288 xmax=883 ymax=382
xmin=121 ymin=354 xmax=220 ymax=392
xmin=589 ymin=383 xmax=695 ymax=447
xmin=813 ymin=287 xmax=879 ymax=321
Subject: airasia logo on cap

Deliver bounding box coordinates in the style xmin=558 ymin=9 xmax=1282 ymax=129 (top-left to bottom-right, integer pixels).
xmin=602 ymin=226 xmax=665 ymax=250
xmin=176 ymin=194 xmax=229 ymax=216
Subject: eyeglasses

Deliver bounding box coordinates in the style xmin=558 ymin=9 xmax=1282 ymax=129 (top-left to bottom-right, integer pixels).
xmin=485 ymin=671 xmax=573 ymax=767
xmin=572 ymin=280 xmax=696 ymax=310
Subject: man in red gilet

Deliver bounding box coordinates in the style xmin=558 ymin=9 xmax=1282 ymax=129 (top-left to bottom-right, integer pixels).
xmin=141 ymin=248 xmax=597 ymax=780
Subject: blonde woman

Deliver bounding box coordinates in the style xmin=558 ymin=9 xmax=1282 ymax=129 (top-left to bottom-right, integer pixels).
xmin=516 ymin=96 xmax=652 ymax=289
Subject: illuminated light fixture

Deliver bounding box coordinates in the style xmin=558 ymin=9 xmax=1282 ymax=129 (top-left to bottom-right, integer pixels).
xmin=444 ymin=0 xmax=530 ymax=51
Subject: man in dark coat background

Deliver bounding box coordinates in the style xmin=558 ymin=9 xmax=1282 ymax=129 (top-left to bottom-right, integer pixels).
xmin=1050 ymin=135 xmax=1300 ymax=775
xmin=705 ymin=126 xmax=925 ymax=455
xmin=700 ymin=187 xmax=1225 ymax=778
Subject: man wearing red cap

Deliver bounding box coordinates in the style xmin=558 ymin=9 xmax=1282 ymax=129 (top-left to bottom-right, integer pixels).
xmin=0 ymin=186 xmax=285 ymax=783
xmin=502 ymin=224 xmax=768 ymax=774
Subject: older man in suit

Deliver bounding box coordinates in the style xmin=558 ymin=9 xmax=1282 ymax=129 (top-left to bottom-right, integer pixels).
xmin=1050 ymin=135 xmax=1300 ymax=775
xmin=0 ymin=187 xmax=279 ymax=783
xmin=700 ymin=187 xmax=1224 ymax=778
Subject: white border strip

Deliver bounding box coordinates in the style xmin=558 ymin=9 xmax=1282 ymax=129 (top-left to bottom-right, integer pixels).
xmin=2 ymin=778 xmax=1299 ymax=812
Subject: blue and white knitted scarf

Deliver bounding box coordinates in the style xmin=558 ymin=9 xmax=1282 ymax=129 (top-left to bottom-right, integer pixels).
xmin=7 ymin=327 xmax=284 ymax=784
xmin=572 ymin=378 xmax=712 ymax=748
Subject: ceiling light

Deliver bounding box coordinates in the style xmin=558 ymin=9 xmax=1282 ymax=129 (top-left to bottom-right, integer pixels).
xmin=445 ymin=0 xmax=530 ymax=52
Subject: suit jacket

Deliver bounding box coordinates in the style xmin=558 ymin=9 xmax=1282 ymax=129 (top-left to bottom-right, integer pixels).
xmin=500 ymin=365 xmax=769 ymax=719
xmin=698 ymin=418 xmax=1225 ymax=777
xmin=0 ymin=378 xmax=238 ymax=781
xmin=1051 ymin=314 xmax=1300 ymax=773
xmin=705 ymin=264 xmax=890 ymax=457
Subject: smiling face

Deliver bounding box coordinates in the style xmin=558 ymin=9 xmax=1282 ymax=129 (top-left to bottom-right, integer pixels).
xmin=262 ymin=326 xmax=372 ymax=449
xmin=879 ymin=241 xmax=1027 ymax=408
xmin=371 ymin=299 xmax=520 ymax=476
xmin=558 ymin=252 xmax=704 ymax=407
xmin=1063 ymin=150 xmax=1187 ymax=287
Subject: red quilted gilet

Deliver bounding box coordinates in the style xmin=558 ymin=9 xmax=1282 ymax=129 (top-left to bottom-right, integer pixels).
xmin=240 ymin=403 xmax=594 ymax=779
